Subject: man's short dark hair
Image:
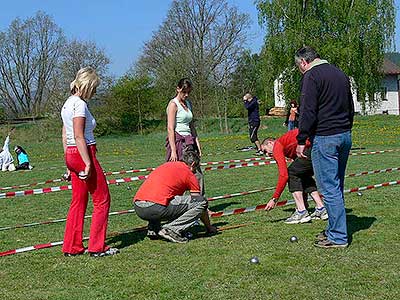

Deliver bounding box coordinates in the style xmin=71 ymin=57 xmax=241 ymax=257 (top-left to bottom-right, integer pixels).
xmin=295 ymin=46 xmax=320 ymax=64
xmin=182 ymin=150 xmax=200 ymax=168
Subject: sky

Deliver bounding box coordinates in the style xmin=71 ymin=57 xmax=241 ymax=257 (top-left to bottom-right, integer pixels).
xmin=0 ymin=0 xmax=399 ymax=77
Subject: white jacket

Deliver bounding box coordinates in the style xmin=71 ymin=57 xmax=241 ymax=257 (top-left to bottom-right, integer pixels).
xmin=0 ymin=135 xmax=14 ymax=168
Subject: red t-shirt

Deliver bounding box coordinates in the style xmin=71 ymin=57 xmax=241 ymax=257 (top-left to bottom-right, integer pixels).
xmin=272 ymin=129 xmax=311 ymax=199
xmin=133 ymin=161 xmax=200 ymax=206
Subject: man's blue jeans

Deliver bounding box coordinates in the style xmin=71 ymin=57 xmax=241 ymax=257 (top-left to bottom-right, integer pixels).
xmin=311 ymin=131 xmax=352 ymax=244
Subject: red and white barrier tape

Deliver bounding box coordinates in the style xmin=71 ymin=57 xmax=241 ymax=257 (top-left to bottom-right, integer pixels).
xmin=345 ymin=179 xmax=400 ymax=193
xmin=0 ymin=158 xmax=278 ymax=198
xmin=1 ymin=178 xmax=400 ymax=257
xmin=211 ymin=178 xmax=400 ymax=217
xmin=204 ymin=160 xmax=278 ymax=171
xmin=0 ymin=156 xmax=270 ymax=191
xmin=104 ymin=168 xmax=155 ymax=176
xmin=2 ymin=174 xmax=400 ymax=233
xmin=0 ymin=175 xmax=149 ymax=199
xmin=0 ymin=178 xmax=63 ymax=191
xmin=2 ymin=159 xmax=399 ymax=200
xmin=201 ymin=156 xmax=273 ymax=166
xmin=349 ymin=149 xmax=398 ymax=156
xmin=105 ymin=156 xmax=274 ymax=175
xmin=0 ymin=226 xmax=147 ymax=257
xmin=0 ymin=222 xmax=252 ymax=257
xmin=0 ymin=209 xmax=136 ymax=232
xmin=0 ymin=187 xmax=275 ymax=231
xmin=3 ymin=147 xmax=399 ymax=191
xmin=345 ymin=167 xmax=400 ymax=178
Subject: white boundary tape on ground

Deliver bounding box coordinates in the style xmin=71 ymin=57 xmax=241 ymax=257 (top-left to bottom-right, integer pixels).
xmin=2 ymin=177 xmax=400 ymax=257
xmin=4 ymin=147 xmax=400 ymax=191
xmin=1 ymin=176 xmax=400 ymax=233
xmin=0 ymin=188 xmax=275 ymax=231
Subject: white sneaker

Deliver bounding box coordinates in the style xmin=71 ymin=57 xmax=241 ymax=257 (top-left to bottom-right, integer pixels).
xmin=284 ymin=210 xmax=311 ymax=224
xmin=89 ymin=247 xmax=119 ymax=257
xmin=310 ymin=207 xmax=329 ymax=220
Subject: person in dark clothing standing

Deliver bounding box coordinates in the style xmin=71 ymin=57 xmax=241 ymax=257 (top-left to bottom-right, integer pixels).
xmin=295 ymin=46 xmax=354 ymax=249
xmin=243 ymin=93 xmax=263 ymax=155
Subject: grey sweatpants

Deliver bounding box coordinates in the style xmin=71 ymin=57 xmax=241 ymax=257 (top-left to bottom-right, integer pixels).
xmin=134 ymin=195 xmax=208 ymax=234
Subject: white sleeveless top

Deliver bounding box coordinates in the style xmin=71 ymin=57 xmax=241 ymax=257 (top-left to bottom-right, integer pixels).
xmin=169 ymin=98 xmax=193 ymax=136
xmin=61 ymin=96 xmax=96 ymax=146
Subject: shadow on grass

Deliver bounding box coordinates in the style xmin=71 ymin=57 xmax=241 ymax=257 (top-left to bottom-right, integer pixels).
xmin=190 ymin=221 xmax=229 ymax=240
xmin=268 ymin=207 xmax=378 ymax=245
xmin=209 ymin=201 xmax=240 ymax=212
xmin=347 ymin=214 xmax=376 ymax=245
xmin=107 ymin=230 xmax=147 ymax=250
xmin=106 ymin=221 xmax=230 ymax=249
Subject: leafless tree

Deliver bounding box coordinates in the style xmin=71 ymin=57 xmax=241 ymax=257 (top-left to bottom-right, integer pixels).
xmin=48 ymin=39 xmax=111 ymax=113
xmin=136 ymin=0 xmax=250 ymax=121
xmin=0 ymin=11 xmax=65 ymax=117
xmin=0 ymin=12 xmax=111 ymax=118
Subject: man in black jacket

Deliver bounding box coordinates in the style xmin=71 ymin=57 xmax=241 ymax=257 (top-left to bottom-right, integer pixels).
xmin=243 ymin=93 xmax=263 ymax=155
xmin=295 ymin=46 xmax=354 ymax=248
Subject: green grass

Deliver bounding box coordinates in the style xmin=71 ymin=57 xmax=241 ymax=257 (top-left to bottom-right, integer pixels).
xmin=0 ymin=115 xmax=400 ymax=300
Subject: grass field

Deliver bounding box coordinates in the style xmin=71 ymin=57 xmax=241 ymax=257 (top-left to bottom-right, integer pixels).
xmin=0 ymin=115 xmax=400 ymax=300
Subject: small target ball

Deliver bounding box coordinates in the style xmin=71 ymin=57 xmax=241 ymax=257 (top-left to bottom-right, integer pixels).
xmin=290 ymin=236 xmax=298 ymax=243
xmin=249 ymin=256 xmax=259 ymax=264
xmin=127 ymin=186 xmax=131 ymax=190
xmin=116 ymin=182 xmax=120 ymax=186
xmin=357 ymin=192 xmax=363 ymax=196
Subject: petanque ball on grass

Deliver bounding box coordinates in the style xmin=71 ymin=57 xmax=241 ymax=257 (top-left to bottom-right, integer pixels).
xmin=127 ymin=186 xmax=131 ymax=190
xmin=289 ymin=236 xmax=298 ymax=243
xmin=185 ymin=232 xmax=193 ymax=239
xmin=357 ymin=192 xmax=363 ymax=196
xmin=249 ymin=256 xmax=260 ymax=264
xmin=116 ymin=182 xmax=120 ymax=186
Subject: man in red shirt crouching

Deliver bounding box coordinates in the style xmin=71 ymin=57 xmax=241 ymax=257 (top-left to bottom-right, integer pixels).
xmin=133 ymin=151 xmax=217 ymax=243
xmin=261 ymin=129 xmax=327 ymax=224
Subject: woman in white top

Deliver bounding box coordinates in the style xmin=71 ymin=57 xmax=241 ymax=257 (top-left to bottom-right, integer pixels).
xmin=61 ymin=67 xmax=118 ymax=257
xmin=166 ymin=78 xmax=204 ymax=194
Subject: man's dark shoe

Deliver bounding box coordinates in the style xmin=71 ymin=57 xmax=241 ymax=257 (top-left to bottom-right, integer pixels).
xmin=158 ymin=228 xmax=188 ymax=243
xmin=314 ymin=239 xmax=348 ymax=249
xmin=254 ymin=150 xmax=264 ymax=156
xmin=315 ymin=230 xmax=327 ymax=241
xmin=147 ymin=229 xmax=160 ymax=240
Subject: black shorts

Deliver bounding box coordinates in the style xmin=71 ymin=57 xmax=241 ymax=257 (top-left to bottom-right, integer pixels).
xmin=248 ymin=122 xmax=260 ymax=143
xmin=287 ymin=149 xmax=317 ymax=193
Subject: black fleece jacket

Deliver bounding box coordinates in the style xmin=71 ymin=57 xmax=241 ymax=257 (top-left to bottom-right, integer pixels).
xmin=297 ymin=62 xmax=354 ymax=145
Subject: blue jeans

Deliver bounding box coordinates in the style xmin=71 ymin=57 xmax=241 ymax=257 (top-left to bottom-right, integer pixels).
xmin=311 ymin=131 xmax=352 ymax=244
xmin=287 ymin=120 xmax=296 ymax=131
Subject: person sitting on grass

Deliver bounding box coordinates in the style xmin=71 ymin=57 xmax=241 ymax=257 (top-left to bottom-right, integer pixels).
xmin=14 ymin=146 xmax=34 ymax=170
xmin=133 ymin=150 xmax=217 ymax=243
xmin=261 ymin=129 xmax=327 ymax=224
xmin=0 ymin=129 xmax=16 ymax=172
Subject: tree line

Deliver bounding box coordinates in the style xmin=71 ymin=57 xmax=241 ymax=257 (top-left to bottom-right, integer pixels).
xmin=0 ymin=0 xmax=395 ymax=134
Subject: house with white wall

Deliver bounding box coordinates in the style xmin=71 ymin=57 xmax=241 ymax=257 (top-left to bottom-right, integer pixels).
xmin=274 ymin=58 xmax=400 ymax=115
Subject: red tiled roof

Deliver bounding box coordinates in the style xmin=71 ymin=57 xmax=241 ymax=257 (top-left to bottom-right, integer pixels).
xmin=383 ymin=58 xmax=400 ymax=75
